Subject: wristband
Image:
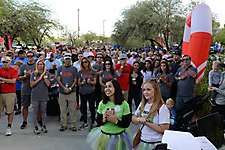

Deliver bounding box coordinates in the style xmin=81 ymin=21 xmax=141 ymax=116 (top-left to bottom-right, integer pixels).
xmin=178 ymin=77 xmax=181 ymax=80
xmin=24 ymin=75 xmax=26 ymax=78
xmin=115 ymin=120 xmax=118 ymax=125
xmin=43 ymin=76 xmax=47 ymax=79
xmin=0 ymin=78 xmax=2 ymax=81
xmin=121 ymin=66 xmax=123 ymax=69
xmin=89 ymin=81 xmax=92 ymax=84
xmin=82 ymin=81 xmax=84 ymax=84
xmin=69 ymin=87 xmax=72 ymax=91
xmin=164 ymin=81 xmax=167 ymax=84
xmin=186 ymin=68 xmax=188 ymax=71
xmin=137 ymin=117 xmax=140 ymax=123
xmin=2 ymin=81 xmax=4 ymax=83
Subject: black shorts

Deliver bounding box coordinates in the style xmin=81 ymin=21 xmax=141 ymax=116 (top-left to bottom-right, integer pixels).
xmin=21 ymin=95 xmax=31 ymax=107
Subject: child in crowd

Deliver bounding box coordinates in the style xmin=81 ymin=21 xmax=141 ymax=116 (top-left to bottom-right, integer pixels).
xmin=209 ymin=61 xmax=223 ymax=101
xmin=48 ymin=69 xmax=58 ymax=93
xmin=13 ymin=60 xmax=24 ymax=115
xmin=166 ymin=98 xmax=176 ymax=130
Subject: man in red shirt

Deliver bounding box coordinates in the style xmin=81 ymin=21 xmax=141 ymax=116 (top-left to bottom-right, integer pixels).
xmin=115 ymin=54 xmax=132 ymax=102
xmin=0 ymin=56 xmax=18 ymax=136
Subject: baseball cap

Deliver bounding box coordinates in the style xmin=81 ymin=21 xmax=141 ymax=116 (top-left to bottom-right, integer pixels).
xmin=46 ymin=52 xmax=54 ymax=59
xmin=1 ymin=56 xmax=11 ymax=62
xmin=63 ymin=53 xmax=72 ymax=59
xmin=119 ymin=54 xmax=127 ymax=60
xmin=88 ymin=52 xmax=94 ymax=57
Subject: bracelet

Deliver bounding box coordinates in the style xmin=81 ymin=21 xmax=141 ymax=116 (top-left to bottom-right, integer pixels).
xmin=178 ymin=77 xmax=181 ymax=80
xmin=24 ymin=75 xmax=26 ymax=78
xmin=43 ymin=76 xmax=47 ymax=79
xmin=164 ymin=81 xmax=167 ymax=84
xmin=69 ymin=87 xmax=72 ymax=91
xmin=137 ymin=117 xmax=140 ymax=123
xmin=2 ymin=81 xmax=4 ymax=83
xmin=89 ymin=81 xmax=92 ymax=84
xmin=82 ymin=81 xmax=84 ymax=84
xmin=121 ymin=66 xmax=123 ymax=69
xmin=115 ymin=120 xmax=118 ymax=125
xmin=186 ymin=68 xmax=188 ymax=71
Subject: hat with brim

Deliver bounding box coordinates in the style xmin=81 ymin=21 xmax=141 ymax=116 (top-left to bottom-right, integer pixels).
xmin=88 ymin=52 xmax=94 ymax=57
xmin=220 ymin=62 xmax=225 ymax=68
xmin=119 ymin=54 xmax=127 ymax=60
xmin=1 ymin=56 xmax=11 ymax=62
xmin=63 ymin=53 xmax=72 ymax=59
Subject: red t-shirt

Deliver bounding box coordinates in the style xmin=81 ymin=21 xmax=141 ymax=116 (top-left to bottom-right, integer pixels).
xmin=0 ymin=67 xmax=18 ymax=93
xmin=115 ymin=63 xmax=133 ymax=91
xmin=92 ymin=51 xmax=97 ymax=57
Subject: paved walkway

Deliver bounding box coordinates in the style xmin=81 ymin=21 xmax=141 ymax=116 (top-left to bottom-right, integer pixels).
xmin=0 ymin=107 xmax=224 ymax=150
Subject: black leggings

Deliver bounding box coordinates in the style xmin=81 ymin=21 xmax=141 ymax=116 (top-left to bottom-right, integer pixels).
xmin=80 ymin=91 xmax=95 ymax=124
xmin=16 ymin=90 xmax=21 ymax=110
xmin=128 ymin=88 xmax=141 ymax=112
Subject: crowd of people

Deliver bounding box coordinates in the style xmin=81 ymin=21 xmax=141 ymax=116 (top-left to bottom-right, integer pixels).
xmin=0 ymin=43 xmax=214 ymax=149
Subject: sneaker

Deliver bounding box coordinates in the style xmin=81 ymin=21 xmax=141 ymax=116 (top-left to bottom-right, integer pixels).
xmin=89 ymin=124 xmax=95 ymax=132
xmin=6 ymin=128 xmax=12 ymax=136
xmin=41 ymin=125 xmax=48 ymax=133
xmin=69 ymin=127 xmax=77 ymax=132
xmin=59 ymin=126 xmax=67 ymax=131
xmin=34 ymin=127 xmax=40 ymax=135
xmin=78 ymin=123 xmax=88 ymax=131
xmin=15 ymin=110 xmax=21 ymax=115
xmin=20 ymin=121 xmax=27 ymax=129
xmin=80 ymin=115 xmax=84 ymax=121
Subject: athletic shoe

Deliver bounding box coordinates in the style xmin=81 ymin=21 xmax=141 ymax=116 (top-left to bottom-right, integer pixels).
xmin=15 ymin=110 xmax=21 ymax=115
xmin=41 ymin=125 xmax=48 ymax=133
xmin=69 ymin=127 xmax=77 ymax=132
xmin=59 ymin=126 xmax=67 ymax=131
xmin=20 ymin=121 xmax=27 ymax=129
xmin=78 ymin=123 xmax=88 ymax=131
xmin=89 ymin=124 xmax=95 ymax=132
xmin=6 ymin=128 xmax=12 ymax=136
xmin=34 ymin=127 xmax=40 ymax=135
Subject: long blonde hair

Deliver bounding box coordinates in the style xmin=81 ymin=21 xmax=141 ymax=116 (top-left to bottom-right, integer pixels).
xmin=80 ymin=57 xmax=93 ymax=73
xmin=34 ymin=59 xmax=46 ymax=76
xmin=139 ymin=79 xmax=164 ymax=118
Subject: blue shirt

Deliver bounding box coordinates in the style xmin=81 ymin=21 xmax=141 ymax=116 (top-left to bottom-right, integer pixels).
xmin=13 ymin=57 xmax=28 ymax=65
xmin=113 ymin=44 xmax=120 ymax=50
xmin=16 ymin=80 xmax=22 ymax=90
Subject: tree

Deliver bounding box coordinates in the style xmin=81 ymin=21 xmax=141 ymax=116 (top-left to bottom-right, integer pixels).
xmin=81 ymin=30 xmax=97 ymax=45
xmin=62 ymin=28 xmax=78 ymax=46
xmin=112 ymin=0 xmax=186 ymax=50
xmin=0 ymin=0 xmax=61 ymax=48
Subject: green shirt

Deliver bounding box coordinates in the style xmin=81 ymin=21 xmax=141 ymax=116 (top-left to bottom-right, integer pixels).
xmin=97 ymin=100 xmax=130 ymax=134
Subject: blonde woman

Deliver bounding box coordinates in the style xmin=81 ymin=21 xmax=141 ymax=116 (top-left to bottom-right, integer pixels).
xmin=132 ymin=79 xmax=170 ymax=149
xmin=78 ymin=57 xmax=97 ymax=131
xmin=30 ymin=60 xmax=50 ymax=134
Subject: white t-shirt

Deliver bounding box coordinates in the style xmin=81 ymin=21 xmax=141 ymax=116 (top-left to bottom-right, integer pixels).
xmin=141 ymin=70 xmax=153 ymax=82
xmin=134 ymin=102 xmax=170 ymax=142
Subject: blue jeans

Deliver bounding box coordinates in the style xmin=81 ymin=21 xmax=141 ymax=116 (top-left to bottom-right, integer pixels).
xmin=176 ymin=95 xmax=193 ymax=110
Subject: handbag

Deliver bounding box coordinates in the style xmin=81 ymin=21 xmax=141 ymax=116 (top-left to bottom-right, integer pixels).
xmin=133 ymin=125 xmax=144 ymax=148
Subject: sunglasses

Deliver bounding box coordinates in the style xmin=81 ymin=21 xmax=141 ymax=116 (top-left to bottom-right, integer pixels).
xmin=82 ymin=61 xmax=88 ymax=63
xmin=183 ymin=58 xmax=189 ymax=61
xmin=105 ymin=63 xmax=110 ymax=66
xmin=96 ymin=57 xmax=103 ymax=58
xmin=27 ymin=55 xmax=34 ymax=58
xmin=2 ymin=61 xmax=8 ymax=63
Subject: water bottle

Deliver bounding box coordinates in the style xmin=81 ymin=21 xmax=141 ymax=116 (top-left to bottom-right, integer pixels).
xmin=65 ymin=83 xmax=69 ymax=88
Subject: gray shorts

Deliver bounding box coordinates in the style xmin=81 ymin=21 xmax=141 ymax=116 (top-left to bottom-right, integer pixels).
xmin=21 ymin=95 xmax=31 ymax=107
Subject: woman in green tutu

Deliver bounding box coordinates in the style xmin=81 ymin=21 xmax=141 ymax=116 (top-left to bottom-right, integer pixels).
xmin=86 ymin=79 xmax=132 ymax=150
xmin=132 ymin=79 xmax=170 ymax=150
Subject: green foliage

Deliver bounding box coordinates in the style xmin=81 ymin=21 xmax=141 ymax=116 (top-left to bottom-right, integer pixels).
xmin=214 ymin=27 xmax=225 ymax=44
xmin=0 ymin=0 xmax=61 ymax=48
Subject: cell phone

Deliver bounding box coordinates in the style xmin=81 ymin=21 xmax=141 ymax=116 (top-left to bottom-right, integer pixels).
xmin=107 ymin=108 xmax=115 ymax=115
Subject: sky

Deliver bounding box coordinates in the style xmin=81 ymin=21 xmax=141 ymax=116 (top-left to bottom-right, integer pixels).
xmin=30 ymin=0 xmax=225 ymax=38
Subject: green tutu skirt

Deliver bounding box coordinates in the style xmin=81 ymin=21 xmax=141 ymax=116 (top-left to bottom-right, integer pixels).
xmin=86 ymin=127 xmax=132 ymax=150
xmin=134 ymin=140 xmax=161 ymax=150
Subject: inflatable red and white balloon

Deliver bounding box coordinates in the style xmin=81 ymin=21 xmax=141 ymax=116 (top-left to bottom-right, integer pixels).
xmin=183 ymin=4 xmax=212 ymax=83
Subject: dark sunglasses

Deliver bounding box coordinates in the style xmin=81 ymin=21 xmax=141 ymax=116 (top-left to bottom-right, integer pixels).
xmin=2 ymin=61 xmax=8 ymax=63
xmin=27 ymin=55 xmax=34 ymax=58
xmin=82 ymin=61 xmax=88 ymax=63
xmin=183 ymin=58 xmax=189 ymax=61
xmin=105 ymin=63 xmax=111 ymax=66
xmin=96 ymin=57 xmax=103 ymax=58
